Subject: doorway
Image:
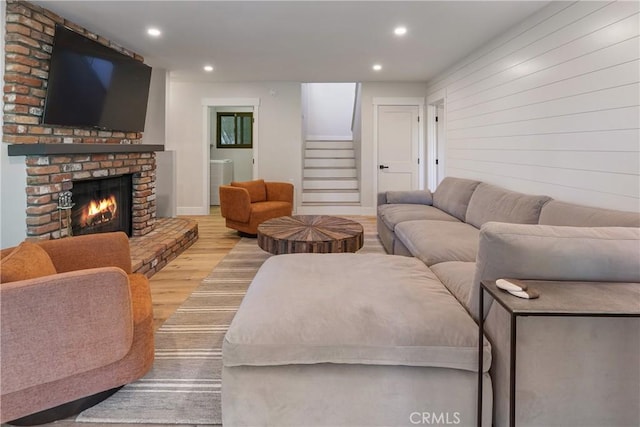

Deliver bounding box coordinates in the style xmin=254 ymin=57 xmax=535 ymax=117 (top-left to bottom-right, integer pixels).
xmin=435 ymin=103 xmax=445 ymax=184
xmin=201 ymin=98 xmax=260 ymax=210
xmin=426 ymin=91 xmax=446 ymax=191
xmin=377 ymin=105 xmax=420 ymax=193
xmin=373 ymin=97 xmax=424 ymax=197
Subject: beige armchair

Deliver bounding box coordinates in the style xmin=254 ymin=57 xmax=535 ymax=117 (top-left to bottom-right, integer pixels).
xmin=219 ymin=179 xmax=293 ymax=235
xmin=0 ymin=232 xmax=154 ymax=424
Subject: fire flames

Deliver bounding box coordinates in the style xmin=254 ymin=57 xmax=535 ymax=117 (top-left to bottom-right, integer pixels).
xmin=82 ymin=195 xmax=118 ymax=227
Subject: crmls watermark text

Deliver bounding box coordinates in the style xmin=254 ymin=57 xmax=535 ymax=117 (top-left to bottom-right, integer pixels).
xmin=409 ymin=411 xmax=461 ymax=425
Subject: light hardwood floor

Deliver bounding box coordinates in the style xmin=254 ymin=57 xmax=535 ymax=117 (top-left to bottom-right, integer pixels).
xmin=23 ymin=209 xmax=377 ymax=427
xmin=149 ymin=207 xmax=241 ymax=330
xmin=150 ymin=209 xmax=377 ymax=330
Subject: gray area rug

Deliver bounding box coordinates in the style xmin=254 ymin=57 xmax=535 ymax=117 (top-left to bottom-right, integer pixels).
xmin=77 ymin=228 xmax=384 ymax=424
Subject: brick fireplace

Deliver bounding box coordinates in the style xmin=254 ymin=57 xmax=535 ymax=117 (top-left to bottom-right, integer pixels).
xmin=2 ymin=1 xmax=158 ymax=240
xmin=21 ymin=150 xmax=157 ymax=239
xmin=2 ymin=1 xmax=199 ymax=277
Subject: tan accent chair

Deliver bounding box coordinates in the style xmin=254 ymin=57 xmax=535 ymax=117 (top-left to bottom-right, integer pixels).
xmin=0 ymin=232 xmax=154 ymax=424
xmin=219 ymin=179 xmax=293 ymax=235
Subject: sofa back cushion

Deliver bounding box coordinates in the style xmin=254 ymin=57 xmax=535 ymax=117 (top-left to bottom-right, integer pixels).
xmin=386 ymin=190 xmax=433 ymax=205
xmin=232 ymin=179 xmax=267 ymax=203
xmin=432 ymin=177 xmax=481 ymax=221
xmin=539 ymin=200 xmax=640 ymax=227
xmin=0 ymin=242 xmax=57 ymax=283
xmin=465 ymin=183 xmax=551 ymax=229
xmin=469 ymin=222 xmax=640 ymax=320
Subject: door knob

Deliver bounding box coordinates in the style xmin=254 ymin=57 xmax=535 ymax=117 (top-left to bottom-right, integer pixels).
xmin=379 ymin=165 xmax=389 ymax=170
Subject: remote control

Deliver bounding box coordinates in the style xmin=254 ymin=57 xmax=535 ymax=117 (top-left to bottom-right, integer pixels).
xmin=507 ymin=289 xmax=540 ymax=299
xmin=495 ymin=278 xmax=528 ymax=292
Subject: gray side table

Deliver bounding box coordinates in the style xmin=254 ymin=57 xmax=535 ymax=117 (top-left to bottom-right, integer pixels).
xmin=477 ymin=280 xmax=640 ymax=427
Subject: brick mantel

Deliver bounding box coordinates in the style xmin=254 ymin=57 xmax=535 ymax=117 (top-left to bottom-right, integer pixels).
xmin=8 ymin=143 xmax=165 ymax=156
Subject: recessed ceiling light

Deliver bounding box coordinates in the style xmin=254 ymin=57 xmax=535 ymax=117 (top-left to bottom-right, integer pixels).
xmin=372 ymin=64 xmax=382 ymax=71
xmin=147 ymin=27 xmax=161 ymax=37
xmin=203 ymin=65 xmax=214 ymax=72
xmin=394 ymin=26 xmax=407 ymax=36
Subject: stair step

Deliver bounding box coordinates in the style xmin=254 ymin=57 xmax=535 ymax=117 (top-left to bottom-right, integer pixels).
xmin=302 ymin=190 xmax=360 ymax=203
xmin=305 ymin=158 xmax=355 ymax=168
xmin=303 ymin=179 xmax=359 ymax=190
xmin=306 ymin=140 xmax=354 ymax=150
xmin=305 ymin=149 xmax=355 ymax=159
xmin=300 ymin=202 xmax=362 ymax=207
xmin=304 ymin=168 xmax=357 ymax=178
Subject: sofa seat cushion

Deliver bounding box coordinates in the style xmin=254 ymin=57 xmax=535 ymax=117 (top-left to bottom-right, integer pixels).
xmin=395 ymin=220 xmax=480 ymax=266
xmin=378 ymin=204 xmax=459 ymax=231
xmin=223 ymin=253 xmax=490 ymax=373
xmin=250 ymin=201 xmax=292 ymax=221
xmin=430 ymin=261 xmax=476 ymax=314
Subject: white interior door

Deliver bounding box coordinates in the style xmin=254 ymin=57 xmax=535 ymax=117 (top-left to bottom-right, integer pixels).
xmin=436 ymin=104 xmax=445 ymax=184
xmin=377 ymin=105 xmax=420 ymax=193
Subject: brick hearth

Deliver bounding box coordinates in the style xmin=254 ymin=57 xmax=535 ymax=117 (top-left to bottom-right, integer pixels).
xmin=130 ymin=217 xmax=198 ymax=277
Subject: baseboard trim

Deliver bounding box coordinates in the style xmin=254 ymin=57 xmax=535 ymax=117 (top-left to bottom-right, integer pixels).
xmin=177 ymin=206 xmax=209 ymax=215
xmin=306 ymin=135 xmax=353 ymax=141
xmin=296 ymin=205 xmax=376 ymax=216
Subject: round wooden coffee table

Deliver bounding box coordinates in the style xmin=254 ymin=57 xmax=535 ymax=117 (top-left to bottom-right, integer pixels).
xmin=257 ymin=215 xmax=364 ymax=255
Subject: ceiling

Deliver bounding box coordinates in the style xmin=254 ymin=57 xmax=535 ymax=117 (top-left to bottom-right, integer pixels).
xmin=33 ymin=1 xmax=551 ymax=83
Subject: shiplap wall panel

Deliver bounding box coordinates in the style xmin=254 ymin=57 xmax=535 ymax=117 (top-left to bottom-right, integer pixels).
xmin=427 ymin=2 xmax=575 ymax=94
xmin=448 ymin=60 xmax=639 ymax=121
xmin=448 ymin=149 xmax=639 ymax=175
xmin=450 ymin=129 xmax=640 ymax=152
xmin=448 ymin=83 xmax=639 ymax=130
xmin=446 ymin=1 xmax=620 ymax=98
xmin=427 ymin=1 xmax=640 ymax=212
xmin=448 ymin=36 xmax=639 ymax=114
xmin=448 ymin=159 xmax=638 ymax=198
xmin=448 ymin=106 xmax=639 ymax=139
xmin=446 ymin=164 xmax=639 ymax=209
xmin=448 ymin=10 xmax=639 ymax=104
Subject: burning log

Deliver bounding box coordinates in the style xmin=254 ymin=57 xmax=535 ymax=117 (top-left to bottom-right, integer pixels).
xmin=83 ymin=195 xmax=118 ymax=227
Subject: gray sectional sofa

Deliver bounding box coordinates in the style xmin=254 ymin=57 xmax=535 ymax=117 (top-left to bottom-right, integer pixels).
xmin=222 ymin=177 xmax=640 ymax=427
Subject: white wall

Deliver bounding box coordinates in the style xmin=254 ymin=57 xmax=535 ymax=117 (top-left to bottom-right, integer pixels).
xmin=209 ymin=106 xmax=253 ymax=182
xmin=1 ymin=0 xmax=28 ymax=247
xmin=304 ymin=83 xmax=355 ymax=140
xmin=426 ymin=1 xmax=640 ymax=212
xmin=142 ymin=67 xmax=167 ymax=145
xmin=167 ymin=81 xmax=302 ymax=214
xmin=359 ymin=82 xmax=428 ymax=209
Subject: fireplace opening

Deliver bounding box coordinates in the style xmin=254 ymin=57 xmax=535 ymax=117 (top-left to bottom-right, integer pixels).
xmin=71 ymin=175 xmax=133 ymax=237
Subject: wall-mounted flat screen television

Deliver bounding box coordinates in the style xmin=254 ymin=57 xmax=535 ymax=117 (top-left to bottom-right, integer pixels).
xmin=42 ymin=24 xmax=152 ymax=133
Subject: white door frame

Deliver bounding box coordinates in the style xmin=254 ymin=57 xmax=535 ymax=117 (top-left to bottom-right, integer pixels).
xmin=201 ymin=97 xmax=260 ymax=209
xmin=372 ymin=97 xmax=425 ymax=200
xmin=426 ymin=89 xmax=446 ymax=192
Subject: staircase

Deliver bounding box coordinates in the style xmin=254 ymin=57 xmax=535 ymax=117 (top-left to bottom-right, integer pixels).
xmin=302 ymin=140 xmax=360 ymax=205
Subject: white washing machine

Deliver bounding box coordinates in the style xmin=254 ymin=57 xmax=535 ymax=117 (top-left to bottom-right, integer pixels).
xmin=210 ymin=159 xmax=233 ymax=205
